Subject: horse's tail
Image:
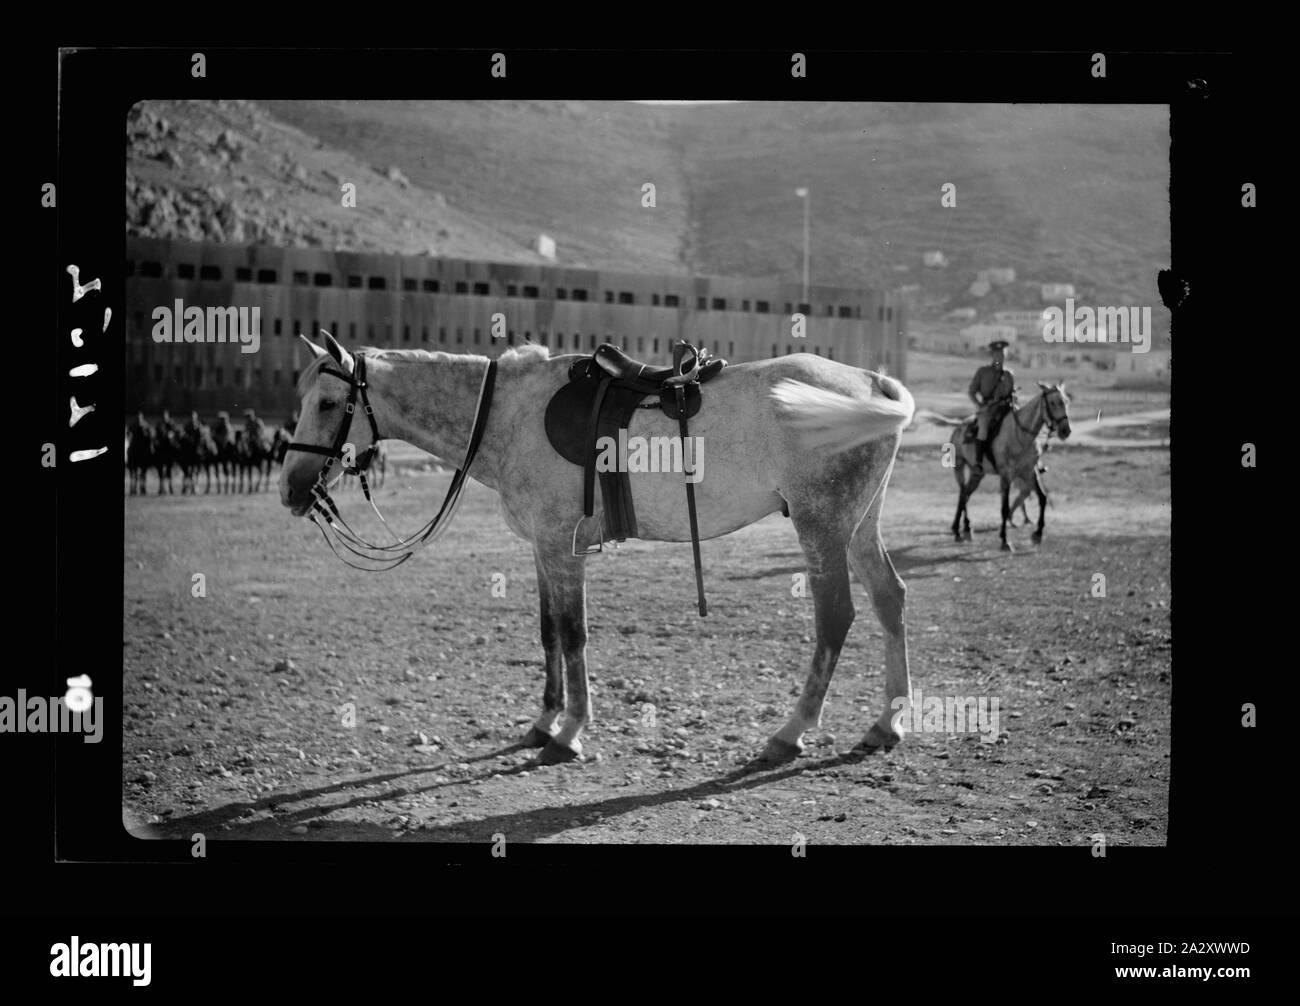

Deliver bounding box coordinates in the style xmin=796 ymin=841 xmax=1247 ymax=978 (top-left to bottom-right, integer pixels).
xmin=771 ymin=374 xmax=915 ymax=453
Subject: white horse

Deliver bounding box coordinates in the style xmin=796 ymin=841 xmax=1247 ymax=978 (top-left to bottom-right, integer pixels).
xmin=281 ymin=333 xmax=915 ymax=766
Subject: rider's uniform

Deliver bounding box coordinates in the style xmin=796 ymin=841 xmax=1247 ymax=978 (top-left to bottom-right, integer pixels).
xmin=969 ymin=364 xmax=1016 ymax=441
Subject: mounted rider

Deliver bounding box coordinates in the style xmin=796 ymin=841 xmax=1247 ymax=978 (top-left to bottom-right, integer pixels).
xmin=968 ymin=339 xmax=1016 ymax=476
xmin=128 ymin=410 xmax=152 ymax=444
xmin=243 ymin=408 xmax=267 ymax=444
xmin=185 ymin=410 xmax=205 ymax=436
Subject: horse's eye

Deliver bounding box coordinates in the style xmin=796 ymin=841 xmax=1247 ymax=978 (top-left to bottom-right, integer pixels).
xmin=319 ymin=400 xmax=337 ymax=412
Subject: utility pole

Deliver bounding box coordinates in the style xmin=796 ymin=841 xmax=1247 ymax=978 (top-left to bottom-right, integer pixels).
xmin=796 ymin=187 xmax=810 ymax=306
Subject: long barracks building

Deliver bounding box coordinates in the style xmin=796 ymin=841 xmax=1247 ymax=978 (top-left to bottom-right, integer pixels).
xmin=126 ymin=237 xmax=908 ymax=418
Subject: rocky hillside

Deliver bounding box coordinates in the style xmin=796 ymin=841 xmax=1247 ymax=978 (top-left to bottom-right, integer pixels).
xmin=126 ymin=99 xmax=546 ymax=262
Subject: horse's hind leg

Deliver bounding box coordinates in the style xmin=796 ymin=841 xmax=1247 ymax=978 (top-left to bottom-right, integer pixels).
xmin=849 ymin=502 xmax=911 ymax=753
xmin=760 ymin=516 xmax=855 ymax=764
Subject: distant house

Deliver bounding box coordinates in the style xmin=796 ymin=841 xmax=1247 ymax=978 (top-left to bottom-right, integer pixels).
xmin=923 ymin=251 xmax=948 ymax=268
xmin=1040 ymin=282 xmax=1076 ymax=302
xmin=969 ymin=280 xmax=991 ymax=298
xmin=1114 ymin=349 xmax=1171 ymax=385
xmin=977 ymin=267 xmax=1017 ymax=285
xmin=959 ymin=323 xmax=1017 ymax=353
xmin=992 ymin=309 xmax=1051 ymax=339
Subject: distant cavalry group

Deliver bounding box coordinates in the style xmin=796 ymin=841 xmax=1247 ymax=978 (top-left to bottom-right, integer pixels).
xmin=124 ymin=409 xmax=390 ymax=496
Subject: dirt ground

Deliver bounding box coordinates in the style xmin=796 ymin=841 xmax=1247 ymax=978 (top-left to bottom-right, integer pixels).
xmin=122 ymin=425 xmax=1170 ymax=847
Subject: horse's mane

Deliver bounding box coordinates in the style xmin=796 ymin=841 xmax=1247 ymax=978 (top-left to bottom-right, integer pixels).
xmin=298 ymin=343 xmax=553 ymax=397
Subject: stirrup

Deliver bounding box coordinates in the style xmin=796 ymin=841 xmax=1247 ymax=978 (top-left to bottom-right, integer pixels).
xmin=571 ymin=514 xmax=604 ymax=556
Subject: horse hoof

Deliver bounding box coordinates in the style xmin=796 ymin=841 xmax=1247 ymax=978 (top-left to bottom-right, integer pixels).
xmin=756 ymin=737 xmax=803 ymax=765
xmin=855 ymin=723 xmax=901 ymax=753
xmin=537 ymin=739 xmax=582 ymax=765
xmin=1001 ymin=541 xmax=1013 ymax=552
xmin=962 ymin=530 xmax=972 ymax=542
xmin=1031 ymin=531 xmax=1043 ymax=545
xmin=520 ymin=726 xmax=556 ymax=749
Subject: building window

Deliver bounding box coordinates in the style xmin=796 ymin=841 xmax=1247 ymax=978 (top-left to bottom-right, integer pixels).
xmin=402 ymin=278 xmax=418 ymax=292
xmin=507 ymin=284 xmax=518 ymax=297
xmin=200 ymin=265 xmax=221 ymax=281
xmin=369 ymin=276 xmax=388 ymax=290
xmin=798 ymin=302 xmax=811 ymax=315
xmin=540 ymin=331 xmax=548 ymax=346
xmin=214 ymin=367 xmax=222 ymax=386
xmin=385 ymin=324 xmax=393 ymax=342
xmin=786 ymin=346 xmax=793 ymax=355
xmin=756 ymin=300 xmax=770 ymax=313
xmin=174 ymin=365 xmax=184 ymax=383
xmin=697 ymin=296 xmax=708 ymax=310
xmin=273 ymin=369 xmax=282 ymax=386
xmin=742 ymin=299 xmax=750 ymax=311
xmin=440 ymin=327 xmax=447 ymax=343
xmin=886 ymin=306 xmax=893 ymax=321
xmin=652 ymin=293 xmax=660 ymax=306
xmin=828 ymin=346 xmax=834 ymax=361
xmin=422 ymin=327 xmax=429 ymax=343
xmin=348 ymin=275 xmax=363 ymax=289
xmin=312 ymin=319 xmax=319 ymax=338
xmin=368 ymin=324 xmax=375 ymax=341
xmin=474 ymin=329 xmax=482 ymax=345
xmin=591 ymin=334 xmax=598 ymax=349
xmin=508 ymin=331 xmax=515 ymax=345
xmin=838 ymin=306 xmax=853 ymax=318
xmin=234 ymin=368 xmax=242 ymax=386
xmin=274 ymin=318 xmax=282 ymax=336
xmin=140 ymin=261 xmax=163 ymax=278
xmin=555 ymin=332 xmax=564 ymax=348
xmin=771 ymin=345 xmax=778 ymax=358
xmin=711 ymin=297 xmax=727 ymax=311
xmin=523 ymin=285 xmax=539 ymax=299
xmin=423 ymin=279 xmax=440 ymax=293
xmin=605 ymin=291 xmax=615 ymax=304
xmin=456 ymin=328 xmax=463 ymax=344
xmin=403 ymin=325 xmax=411 ymax=343
xmin=349 ymin=322 xmax=357 ymax=340
xmin=728 ymin=341 xmax=734 ymax=356
xmin=637 ymin=337 xmax=645 ymax=352
xmin=814 ymin=346 xmax=822 ymax=355
xmin=293 ymin=270 xmax=309 ymax=285
xmin=194 ymin=366 xmax=203 ymax=386
xmin=784 ymin=302 xmax=793 ymax=315
xmin=455 ymin=281 xmax=469 ymax=294
xmin=330 ymin=320 xmax=338 ymax=338
xmin=256 ymin=268 xmax=277 ymax=284
xmin=236 ymin=266 xmax=252 ymax=282
xmin=618 ymin=292 xmax=634 ymax=305
xmin=653 ymin=338 xmax=660 ymax=354
xmin=664 ymin=294 xmax=679 ymax=308
xmin=292 ymin=319 xmax=301 ymax=336
xmin=572 ymin=289 xmax=588 ymax=302
xmin=556 ymin=288 xmax=568 ymax=301
xmin=473 ymin=282 xmax=490 ymax=296
xmin=177 ymin=263 xmax=196 ymax=279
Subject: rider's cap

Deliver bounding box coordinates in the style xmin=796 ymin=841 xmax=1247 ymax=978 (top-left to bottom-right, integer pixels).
xmin=988 ymin=339 xmax=1009 ymax=351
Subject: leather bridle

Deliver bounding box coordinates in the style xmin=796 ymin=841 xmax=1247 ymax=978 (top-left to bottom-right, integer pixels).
xmin=286 ymin=352 xmax=498 ymax=572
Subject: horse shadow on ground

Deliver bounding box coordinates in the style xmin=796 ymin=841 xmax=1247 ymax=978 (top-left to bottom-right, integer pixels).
xmin=146 ymin=742 xmax=898 ymax=844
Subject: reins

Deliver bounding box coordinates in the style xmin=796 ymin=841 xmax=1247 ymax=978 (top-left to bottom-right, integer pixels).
xmin=286 ymin=352 xmax=498 ymax=572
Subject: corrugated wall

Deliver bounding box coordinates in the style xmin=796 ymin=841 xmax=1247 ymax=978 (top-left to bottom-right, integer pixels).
xmin=125 ymin=237 xmax=907 ymax=417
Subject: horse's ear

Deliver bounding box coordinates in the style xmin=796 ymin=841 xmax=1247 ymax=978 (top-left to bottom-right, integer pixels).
xmin=298 ymin=334 xmax=326 ymax=360
xmin=320 ymin=331 xmax=354 ymax=371
xmin=1038 ymin=380 xmax=1050 ymax=390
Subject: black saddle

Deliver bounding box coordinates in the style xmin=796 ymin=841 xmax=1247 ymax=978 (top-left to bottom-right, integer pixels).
xmin=964 ymin=400 xmax=1013 ymax=443
xmin=544 ymin=341 xmax=725 ymax=615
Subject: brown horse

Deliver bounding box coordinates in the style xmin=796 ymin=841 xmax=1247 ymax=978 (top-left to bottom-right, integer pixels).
xmin=948 ymin=383 xmax=1072 ymax=550
xmin=281 ymin=333 xmax=916 ymax=766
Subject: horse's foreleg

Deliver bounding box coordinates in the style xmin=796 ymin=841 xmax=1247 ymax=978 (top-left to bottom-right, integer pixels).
xmin=999 ymin=478 xmax=1013 ymax=551
xmin=538 ymin=554 xmax=590 ymax=765
xmin=1031 ymin=471 xmax=1048 ymax=545
xmin=522 ymin=548 xmax=566 ymax=748
xmin=761 ymin=520 xmax=855 ymax=764
xmin=849 ymin=511 xmax=910 ymax=753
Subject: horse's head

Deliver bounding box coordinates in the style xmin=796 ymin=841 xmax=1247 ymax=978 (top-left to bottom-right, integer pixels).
xmin=281 ymin=332 xmax=380 ymax=516
xmin=1039 ymin=381 xmax=1071 ymax=440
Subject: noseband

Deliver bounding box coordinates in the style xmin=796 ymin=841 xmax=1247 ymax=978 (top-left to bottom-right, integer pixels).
xmin=287 ymin=352 xmax=498 ymax=571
